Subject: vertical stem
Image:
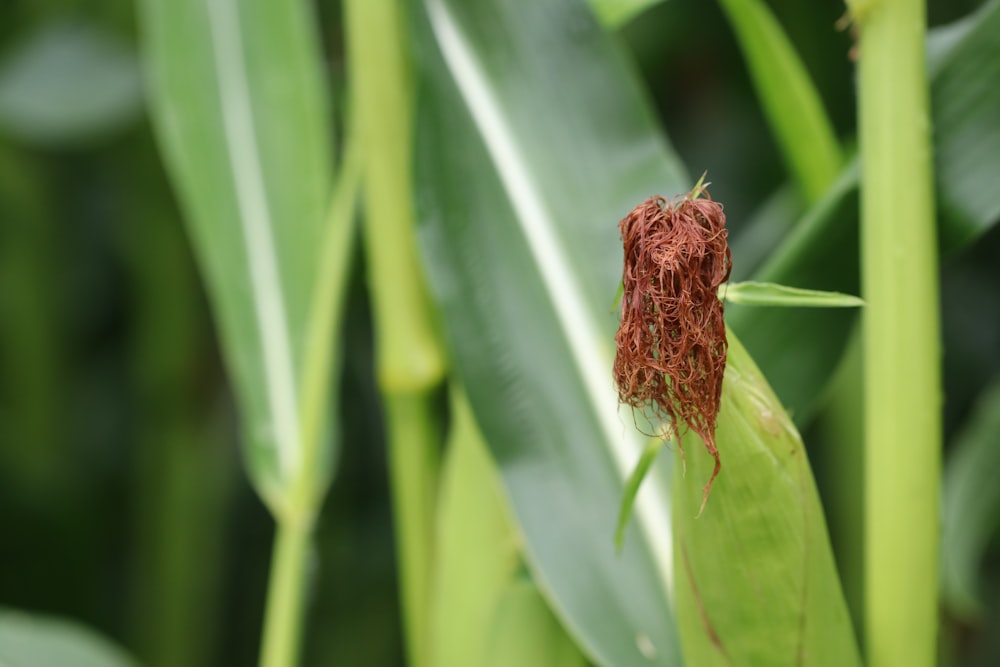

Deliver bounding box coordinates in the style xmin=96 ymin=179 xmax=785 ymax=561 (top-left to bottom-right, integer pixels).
xmin=344 ymin=2 xmax=447 ymax=667
xmin=256 ymin=128 xmax=360 ymax=667
xmin=259 ymin=520 xmax=311 ymax=667
xmin=855 ymin=0 xmax=941 ymax=664
xmin=384 ymin=394 xmax=443 ymax=667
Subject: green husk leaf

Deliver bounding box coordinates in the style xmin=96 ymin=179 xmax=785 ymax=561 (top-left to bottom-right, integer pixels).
xmin=673 ymin=333 xmax=861 ymax=667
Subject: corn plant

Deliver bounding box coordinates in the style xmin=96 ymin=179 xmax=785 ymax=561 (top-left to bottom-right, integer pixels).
xmin=1 ymin=0 xmax=1000 ymax=666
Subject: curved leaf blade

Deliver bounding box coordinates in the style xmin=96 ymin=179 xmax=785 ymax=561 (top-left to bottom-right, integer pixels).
xmin=140 ymin=0 xmax=334 ymax=513
xmin=0 ymin=609 xmax=136 ymax=667
xmin=716 ymin=0 xmax=841 ymax=203
xmin=415 ymin=0 xmax=686 ymax=663
xmin=485 ymin=581 xmax=589 ymax=667
xmin=941 ymin=376 xmax=1000 ymax=619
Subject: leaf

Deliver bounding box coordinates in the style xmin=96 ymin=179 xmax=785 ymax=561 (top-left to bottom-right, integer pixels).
xmin=429 ymin=391 xmax=521 ymax=667
xmin=722 ymin=281 xmax=864 ymax=308
xmin=0 ymin=609 xmax=136 ymax=667
xmin=731 ymin=0 xmax=1000 ymax=421
xmin=587 ymin=0 xmax=664 ymax=28
xmin=941 ymin=376 xmax=1000 ymax=620
xmin=415 ymin=0 xmax=685 ymax=663
xmin=484 ymin=581 xmax=589 ymax=667
xmin=616 ymin=436 xmax=665 ymax=551
xmin=672 ymin=334 xmax=861 ymax=667
xmin=139 ymin=0 xmax=336 ymax=516
xmin=0 ymin=21 xmax=142 ymax=146
xmin=929 ymin=0 xmax=1000 ymax=251
xmin=726 ymin=166 xmax=861 ymax=422
xmin=716 ymin=0 xmax=841 ymax=203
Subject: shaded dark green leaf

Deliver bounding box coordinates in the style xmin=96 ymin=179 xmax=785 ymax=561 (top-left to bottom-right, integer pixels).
xmin=0 ymin=609 xmax=136 ymax=667
xmin=0 ymin=22 xmax=142 ymax=146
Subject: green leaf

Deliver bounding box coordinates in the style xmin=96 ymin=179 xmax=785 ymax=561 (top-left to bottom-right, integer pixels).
xmin=716 ymin=0 xmax=841 ymax=203
xmin=733 ymin=0 xmax=1000 ymax=421
xmin=139 ymin=0 xmax=337 ymax=516
xmin=0 ymin=609 xmax=136 ymax=667
xmin=723 ymin=281 xmax=864 ymax=308
xmin=616 ymin=436 xmax=665 ymax=551
xmin=0 ymin=21 xmax=142 ymax=146
xmin=941 ymin=376 xmax=1000 ymax=620
xmin=415 ymin=0 xmax=685 ymax=663
xmin=484 ymin=581 xmax=589 ymax=667
xmin=727 ymin=167 xmax=860 ymax=422
xmin=673 ymin=334 xmax=861 ymax=667
xmin=929 ymin=0 xmax=1000 ymax=251
xmin=587 ymin=0 xmax=664 ymax=28
xmin=430 ymin=391 xmax=521 ymax=667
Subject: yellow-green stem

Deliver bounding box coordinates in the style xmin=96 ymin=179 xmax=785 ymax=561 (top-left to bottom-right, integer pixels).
xmin=259 ymin=520 xmax=311 ymax=667
xmin=344 ymin=1 xmax=447 ymax=666
xmin=385 ymin=394 xmax=442 ymax=667
xmin=257 ymin=103 xmax=361 ymax=667
xmin=855 ymin=0 xmax=941 ymax=664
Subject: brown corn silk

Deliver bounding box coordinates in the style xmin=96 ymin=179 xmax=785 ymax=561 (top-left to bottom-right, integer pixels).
xmin=613 ymin=185 xmax=731 ymax=509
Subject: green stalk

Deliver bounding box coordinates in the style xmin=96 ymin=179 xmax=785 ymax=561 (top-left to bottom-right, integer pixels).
xmin=258 ymin=128 xmax=362 ymax=667
xmin=260 ymin=520 xmax=312 ymax=667
xmin=344 ymin=2 xmax=447 ymax=667
xmin=854 ymin=0 xmax=941 ymax=664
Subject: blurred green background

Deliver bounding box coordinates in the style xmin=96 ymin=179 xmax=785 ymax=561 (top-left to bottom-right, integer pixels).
xmin=1 ymin=0 xmax=998 ymax=665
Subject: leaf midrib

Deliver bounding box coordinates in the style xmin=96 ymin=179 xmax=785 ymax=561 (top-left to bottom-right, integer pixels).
xmin=206 ymin=0 xmax=301 ymax=479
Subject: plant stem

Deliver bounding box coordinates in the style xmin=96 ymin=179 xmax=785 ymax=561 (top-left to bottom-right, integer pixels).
xmin=259 ymin=519 xmax=311 ymax=667
xmin=854 ymin=0 xmax=941 ymax=664
xmin=344 ymin=1 xmax=447 ymax=666
xmin=384 ymin=394 xmax=443 ymax=667
xmin=257 ymin=107 xmax=361 ymax=667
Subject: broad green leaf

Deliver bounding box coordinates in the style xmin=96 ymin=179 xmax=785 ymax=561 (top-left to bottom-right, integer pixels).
xmin=723 ymin=281 xmax=864 ymax=308
xmin=0 ymin=21 xmax=142 ymax=146
xmin=430 ymin=391 xmax=520 ymax=667
xmin=673 ymin=334 xmax=861 ymax=667
xmin=140 ymin=0 xmax=336 ymax=516
xmin=929 ymin=0 xmax=1000 ymax=251
xmin=732 ymin=0 xmax=1000 ymax=421
xmin=716 ymin=0 xmax=841 ymax=203
xmin=941 ymin=376 xmax=1000 ymax=620
xmin=729 ymin=183 xmax=802 ymax=281
xmin=415 ymin=0 xmax=685 ymax=663
xmin=0 ymin=609 xmax=136 ymax=667
xmin=484 ymin=581 xmax=589 ymax=667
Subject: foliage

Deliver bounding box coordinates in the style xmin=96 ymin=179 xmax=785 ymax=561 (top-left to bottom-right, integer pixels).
xmin=2 ymin=0 xmax=1000 ymax=665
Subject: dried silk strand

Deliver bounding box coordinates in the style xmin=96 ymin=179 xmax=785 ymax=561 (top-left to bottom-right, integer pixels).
xmin=613 ymin=184 xmax=731 ymax=512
